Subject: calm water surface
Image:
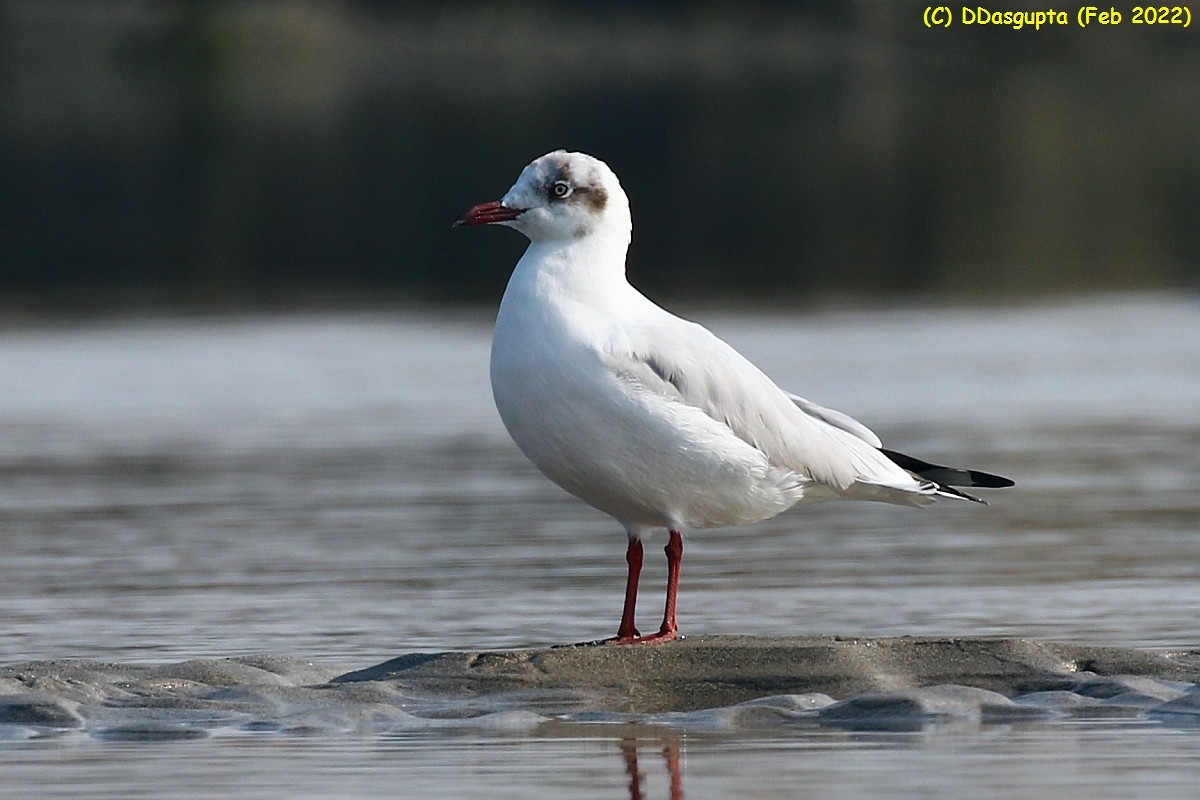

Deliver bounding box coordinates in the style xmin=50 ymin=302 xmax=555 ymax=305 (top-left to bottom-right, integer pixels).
xmin=2 ymin=294 xmax=1199 ymax=797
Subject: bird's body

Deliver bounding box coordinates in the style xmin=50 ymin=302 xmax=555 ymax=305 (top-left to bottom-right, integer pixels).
xmin=458 ymin=150 xmax=1012 ymax=644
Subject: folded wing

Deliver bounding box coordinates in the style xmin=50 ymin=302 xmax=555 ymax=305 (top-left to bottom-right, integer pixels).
xmin=607 ymin=319 xmax=933 ymax=498
xmin=606 ymin=316 xmax=1013 ymax=504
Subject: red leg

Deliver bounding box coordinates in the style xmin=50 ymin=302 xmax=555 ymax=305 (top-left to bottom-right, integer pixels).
xmin=658 ymin=529 xmax=683 ymax=638
xmin=612 ymin=529 xmax=682 ymax=645
xmin=662 ymin=736 xmax=684 ymax=800
xmin=616 ymin=537 xmax=643 ymax=640
xmin=619 ymin=738 xmax=643 ymax=800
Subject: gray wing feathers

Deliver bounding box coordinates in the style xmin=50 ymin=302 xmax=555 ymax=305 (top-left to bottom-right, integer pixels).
xmin=607 ymin=321 xmax=918 ymax=494
xmin=784 ymin=393 xmax=882 ymax=448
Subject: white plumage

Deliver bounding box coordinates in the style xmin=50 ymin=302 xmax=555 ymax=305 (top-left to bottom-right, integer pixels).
xmin=457 ymin=150 xmax=1011 ymax=644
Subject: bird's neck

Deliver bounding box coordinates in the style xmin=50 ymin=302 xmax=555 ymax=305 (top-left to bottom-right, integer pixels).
xmin=512 ymin=228 xmax=633 ymax=306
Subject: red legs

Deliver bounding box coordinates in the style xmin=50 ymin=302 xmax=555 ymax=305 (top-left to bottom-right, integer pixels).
xmin=620 ymin=736 xmax=685 ymax=800
xmin=610 ymin=529 xmax=683 ymax=645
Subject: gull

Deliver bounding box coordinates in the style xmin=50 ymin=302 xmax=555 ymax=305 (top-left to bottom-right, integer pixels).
xmin=455 ymin=150 xmax=1013 ymax=644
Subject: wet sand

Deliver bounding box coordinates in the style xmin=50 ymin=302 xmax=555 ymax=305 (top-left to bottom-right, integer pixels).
xmin=333 ymin=635 xmax=1200 ymax=713
xmin=4 ymin=637 xmax=1200 ymax=737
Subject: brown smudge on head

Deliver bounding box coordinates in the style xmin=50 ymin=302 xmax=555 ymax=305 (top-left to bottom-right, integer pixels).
xmin=574 ymin=184 xmax=608 ymax=213
xmin=544 ymin=157 xmax=608 ymax=214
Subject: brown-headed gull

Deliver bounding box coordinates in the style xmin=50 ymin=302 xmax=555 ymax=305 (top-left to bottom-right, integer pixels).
xmin=456 ymin=150 xmax=1013 ymax=644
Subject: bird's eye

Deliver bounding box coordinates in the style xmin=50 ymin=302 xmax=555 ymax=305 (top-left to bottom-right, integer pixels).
xmin=551 ymin=181 xmax=572 ymax=199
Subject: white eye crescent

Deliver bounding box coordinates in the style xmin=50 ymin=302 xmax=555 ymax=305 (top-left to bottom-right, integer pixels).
xmin=551 ymin=181 xmax=572 ymax=199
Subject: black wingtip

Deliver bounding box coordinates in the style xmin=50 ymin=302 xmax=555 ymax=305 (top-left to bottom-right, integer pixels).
xmin=966 ymin=470 xmax=1015 ymax=489
xmin=880 ymin=448 xmax=1014 ymax=490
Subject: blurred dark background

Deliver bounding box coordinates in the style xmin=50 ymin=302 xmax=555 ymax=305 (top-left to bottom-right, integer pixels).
xmin=1 ymin=0 xmax=1197 ymax=312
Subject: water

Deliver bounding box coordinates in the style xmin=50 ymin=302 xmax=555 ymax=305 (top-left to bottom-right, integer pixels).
xmin=6 ymin=724 xmax=1200 ymax=799
xmin=2 ymin=294 xmax=1199 ymax=797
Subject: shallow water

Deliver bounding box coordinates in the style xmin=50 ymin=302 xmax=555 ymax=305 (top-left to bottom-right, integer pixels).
xmin=2 ymin=294 xmax=1200 ymax=797
xmin=5 ymin=722 xmax=1200 ymax=800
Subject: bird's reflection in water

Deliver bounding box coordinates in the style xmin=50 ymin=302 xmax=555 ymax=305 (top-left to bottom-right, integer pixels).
xmin=619 ymin=734 xmax=684 ymax=800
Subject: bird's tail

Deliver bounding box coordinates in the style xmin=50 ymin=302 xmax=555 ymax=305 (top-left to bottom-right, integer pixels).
xmin=879 ymin=448 xmax=1014 ymax=505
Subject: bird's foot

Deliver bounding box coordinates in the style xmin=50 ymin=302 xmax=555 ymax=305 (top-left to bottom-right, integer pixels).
xmin=559 ymin=629 xmax=683 ymax=648
xmin=607 ymin=627 xmax=682 ymax=646
xmin=610 ymin=629 xmax=681 ymax=645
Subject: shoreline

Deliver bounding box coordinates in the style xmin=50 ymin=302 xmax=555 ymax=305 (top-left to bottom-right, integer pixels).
xmin=4 ymin=636 xmax=1200 ymax=734
xmin=333 ymin=635 xmax=1200 ymax=713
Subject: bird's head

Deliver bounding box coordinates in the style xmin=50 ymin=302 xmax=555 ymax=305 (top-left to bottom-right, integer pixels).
xmin=455 ymin=150 xmax=630 ymax=242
